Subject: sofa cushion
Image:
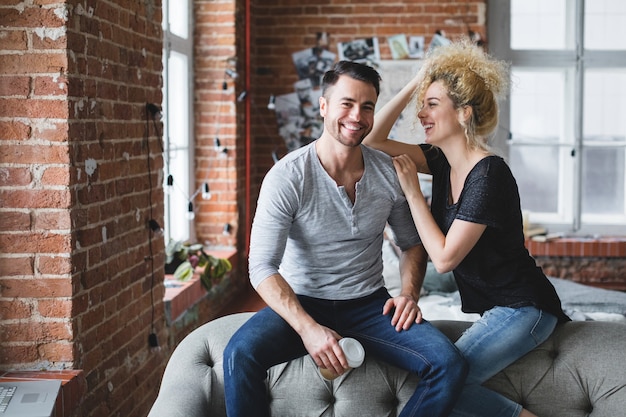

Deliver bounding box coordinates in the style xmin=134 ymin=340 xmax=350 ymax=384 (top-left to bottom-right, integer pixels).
xmin=149 ymin=313 xmax=626 ymax=417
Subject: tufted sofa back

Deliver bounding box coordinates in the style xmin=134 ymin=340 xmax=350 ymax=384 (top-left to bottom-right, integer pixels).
xmin=148 ymin=312 xmax=626 ymax=417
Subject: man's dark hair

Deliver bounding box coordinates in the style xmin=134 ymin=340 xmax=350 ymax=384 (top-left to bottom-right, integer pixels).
xmin=321 ymin=60 xmax=381 ymax=97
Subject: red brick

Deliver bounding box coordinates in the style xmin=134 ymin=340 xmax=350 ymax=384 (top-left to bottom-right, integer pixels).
xmin=2 ymin=320 xmax=71 ymax=342
xmin=0 ymin=345 xmax=39 ymax=365
xmin=37 ymin=341 xmax=74 ymax=362
xmin=37 ymin=255 xmax=72 ymax=275
xmin=0 ymin=75 xmax=30 ymax=96
xmin=0 ymin=189 xmax=71 ymax=210
xmin=33 ymin=75 xmax=68 ymax=96
xmin=1 ymin=7 xmax=65 ymax=29
xmin=0 ymin=167 xmax=32 ymax=186
xmin=0 ymin=30 xmax=28 ymax=51
xmin=0 ymin=53 xmax=67 ymax=75
xmin=0 ymin=298 xmax=32 ymax=319
xmin=40 ymin=166 xmax=70 ymax=186
xmin=0 ymin=211 xmax=31 ymax=232
xmin=0 ymin=277 xmax=72 ymax=298
xmin=0 ymin=255 xmax=34 ymax=276
xmin=0 ymin=120 xmax=31 ymax=140
xmin=0 ymin=97 xmax=68 ymax=119
xmin=0 ymin=231 xmax=71 ymax=254
xmin=37 ymin=298 xmax=72 ymax=318
xmin=33 ymin=210 xmax=71 ymax=231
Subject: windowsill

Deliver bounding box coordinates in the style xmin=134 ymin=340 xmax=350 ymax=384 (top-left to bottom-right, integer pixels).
xmin=525 ymin=235 xmax=626 ymax=257
xmin=164 ymin=248 xmax=238 ymax=323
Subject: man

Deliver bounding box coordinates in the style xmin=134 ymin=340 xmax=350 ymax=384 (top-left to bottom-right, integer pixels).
xmin=224 ymin=61 xmax=467 ymax=417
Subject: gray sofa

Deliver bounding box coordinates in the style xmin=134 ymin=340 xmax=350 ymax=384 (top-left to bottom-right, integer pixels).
xmin=148 ymin=312 xmax=626 ymax=417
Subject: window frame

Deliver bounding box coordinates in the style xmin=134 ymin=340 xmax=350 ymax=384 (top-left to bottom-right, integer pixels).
xmin=488 ymin=0 xmax=626 ymax=235
xmin=162 ymin=0 xmax=195 ymax=243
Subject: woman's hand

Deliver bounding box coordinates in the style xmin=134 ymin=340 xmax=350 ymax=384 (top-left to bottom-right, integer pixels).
xmin=392 ymin=154 xmax=423 ymax=199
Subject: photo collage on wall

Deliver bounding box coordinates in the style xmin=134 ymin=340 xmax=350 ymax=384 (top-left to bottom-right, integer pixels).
xmin=272 ymin=32 xmax=448 ymax=155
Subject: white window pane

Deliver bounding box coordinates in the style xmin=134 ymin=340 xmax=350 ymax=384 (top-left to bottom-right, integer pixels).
xmin=582 ymin=69 xmax=626 ymax=216
xmin=511 ymin=0 xmax=570 ymax=50
xmin=509 ymin=70 xmax=573 ymax=217
xmin=585 ymin=0 xmax=626 ymax=50
xmin=510 ymin=145 xmax=560 ymax=213
xmin=510 ymin=70 xmax=567 ymax=141
xmin=169 ymin=0 xmax=189 ymax=39
xmin=167 ymin=51 xmax=190 ymax=149
xmin=165 ymin=50 xmax=191 ymax=241
xmin=166 ymin=148 xmax=191 ymax=241
xmin=582 ymin=147 xmax=625 ymax=215
xmin=584 ymin=70 xmax=626 ymax=139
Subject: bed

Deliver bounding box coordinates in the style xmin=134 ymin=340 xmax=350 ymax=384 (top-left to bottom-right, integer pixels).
xmin=382 ymin=239 xmax=626 ymax=323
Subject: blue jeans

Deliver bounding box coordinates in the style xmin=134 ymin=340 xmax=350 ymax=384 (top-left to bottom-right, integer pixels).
xmin=450 ymin=306 xmax=558 ymax=417
xmin=224 ymin=288 xmax=467 ymax=417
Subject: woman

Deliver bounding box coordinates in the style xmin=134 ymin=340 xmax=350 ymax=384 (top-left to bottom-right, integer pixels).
xmin=364 ymin=40 xmax=569 ymax=417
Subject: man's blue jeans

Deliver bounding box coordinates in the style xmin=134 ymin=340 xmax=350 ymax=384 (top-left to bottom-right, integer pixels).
xmin=450 ymin=306 xmax=558 ymax=417
xmin=224 ymin=288 xmax=467 ymax=417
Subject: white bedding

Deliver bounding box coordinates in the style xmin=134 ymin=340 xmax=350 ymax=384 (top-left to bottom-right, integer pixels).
xmin=382 ymin=239 xmax=626 ymax=323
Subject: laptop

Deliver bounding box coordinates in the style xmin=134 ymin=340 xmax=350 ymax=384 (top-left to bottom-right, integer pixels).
xmin=0 ymin=380 xmax=61 ymax=417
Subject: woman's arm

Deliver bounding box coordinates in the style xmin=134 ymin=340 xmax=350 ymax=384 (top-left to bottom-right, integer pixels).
xmin=365 ymin=69 xmax=429 ymax=173
xmin=392 ymin=154 xmax=486 ymax=272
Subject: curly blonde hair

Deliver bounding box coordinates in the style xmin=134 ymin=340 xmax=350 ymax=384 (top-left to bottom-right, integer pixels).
xmin=415 ymin=39 xmax=510 ymax=151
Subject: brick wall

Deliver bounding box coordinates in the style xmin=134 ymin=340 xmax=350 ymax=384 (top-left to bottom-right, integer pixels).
xmin=1 ymin=0 xmax=72 ymax=367
xmin=246 ymin=0 xmax=487 ymax=226
xmin=193 ymin=0 xmax=243 ymax=249
xmin=1 ymin=1 xmax=166 ymax=416
xmin=12 ymin=1 xmax=621 ymax=417
xmin=1 ymin=1 xmax=489 ymax=416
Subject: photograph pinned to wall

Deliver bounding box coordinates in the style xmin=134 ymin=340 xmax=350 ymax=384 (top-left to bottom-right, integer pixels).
xmin=337 ymin=37 xmax=381 ymax=67
xmin=408 ymin=36 xmax=425 ymax=58
xmin=428 ymin=31 xmax=451 ymax=52
xmin=292 ymin=32 xmax=336 ymax=87
xmin=377 ymin=60 xmax=425 ymax=144
xmin=388 ymin=34 xmax=410 ymax=60
xmin=273 ymin=87 xmax=323 ymax=152
xmin=294 ymin=78 xmax=314 ymax=105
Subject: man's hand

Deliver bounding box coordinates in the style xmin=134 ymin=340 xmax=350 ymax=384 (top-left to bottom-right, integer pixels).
xmin=300 ymin=324 xmax=348 ymax=376
xmin=383 ymin=294 xmax=423 ymax=331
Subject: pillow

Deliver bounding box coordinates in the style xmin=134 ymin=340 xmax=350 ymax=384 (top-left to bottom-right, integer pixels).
xmin=382 ymin=238 xmax=458 ymax=296
xmin=423 ymin=263 xmax=457 ymax=295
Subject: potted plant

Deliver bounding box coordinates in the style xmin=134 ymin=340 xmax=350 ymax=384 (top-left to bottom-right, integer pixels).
xmin=165 ymin=240 xmax=232 ymax=291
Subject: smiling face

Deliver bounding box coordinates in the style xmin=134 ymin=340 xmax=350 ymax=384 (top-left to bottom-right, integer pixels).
xmin=319 ymin=75 xmax=377 ymax=148
xmin=417 ymin=80 xmax=467 ymax=145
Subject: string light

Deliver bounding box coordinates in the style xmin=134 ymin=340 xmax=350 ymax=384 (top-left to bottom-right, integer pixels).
xmin=165 ymin=174 xmax=174 ymax=194
xmin=202 ymin=182 xmax=211 ymax=200
xmin=214 ymin=137 xmax=223 ymax=151
xmin=186 ymin=201 xmax=195 ymax=220
xmin=148 ymin=219 xmax=163 ymax=235
xmin=225 ymin=68 xmax=238 ymax=79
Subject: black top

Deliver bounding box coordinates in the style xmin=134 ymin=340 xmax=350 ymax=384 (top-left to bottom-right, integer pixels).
xmin=421 ymin=144 xmax=569 ymax=323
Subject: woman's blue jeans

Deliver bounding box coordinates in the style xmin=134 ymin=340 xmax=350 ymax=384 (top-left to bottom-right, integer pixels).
xmin=450 ymin=306 xmax=558 ymax=417
xmin=224 ymin=288 xmax=467 ymax=417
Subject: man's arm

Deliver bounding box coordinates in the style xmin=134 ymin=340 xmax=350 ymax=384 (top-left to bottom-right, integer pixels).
xmin=255 ymin=274 xmax=349 ymax=376
xmin=382 ymin=244 xmax=428 ymax=331
xmin=399 ymin=243 xmax=428 ymax=302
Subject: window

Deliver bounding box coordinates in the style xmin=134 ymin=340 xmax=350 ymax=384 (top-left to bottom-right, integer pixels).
xmin=489 ymin=0 xmax=626 ymax=235
xmin=162 ymin=0 xmax=194 ymax=242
